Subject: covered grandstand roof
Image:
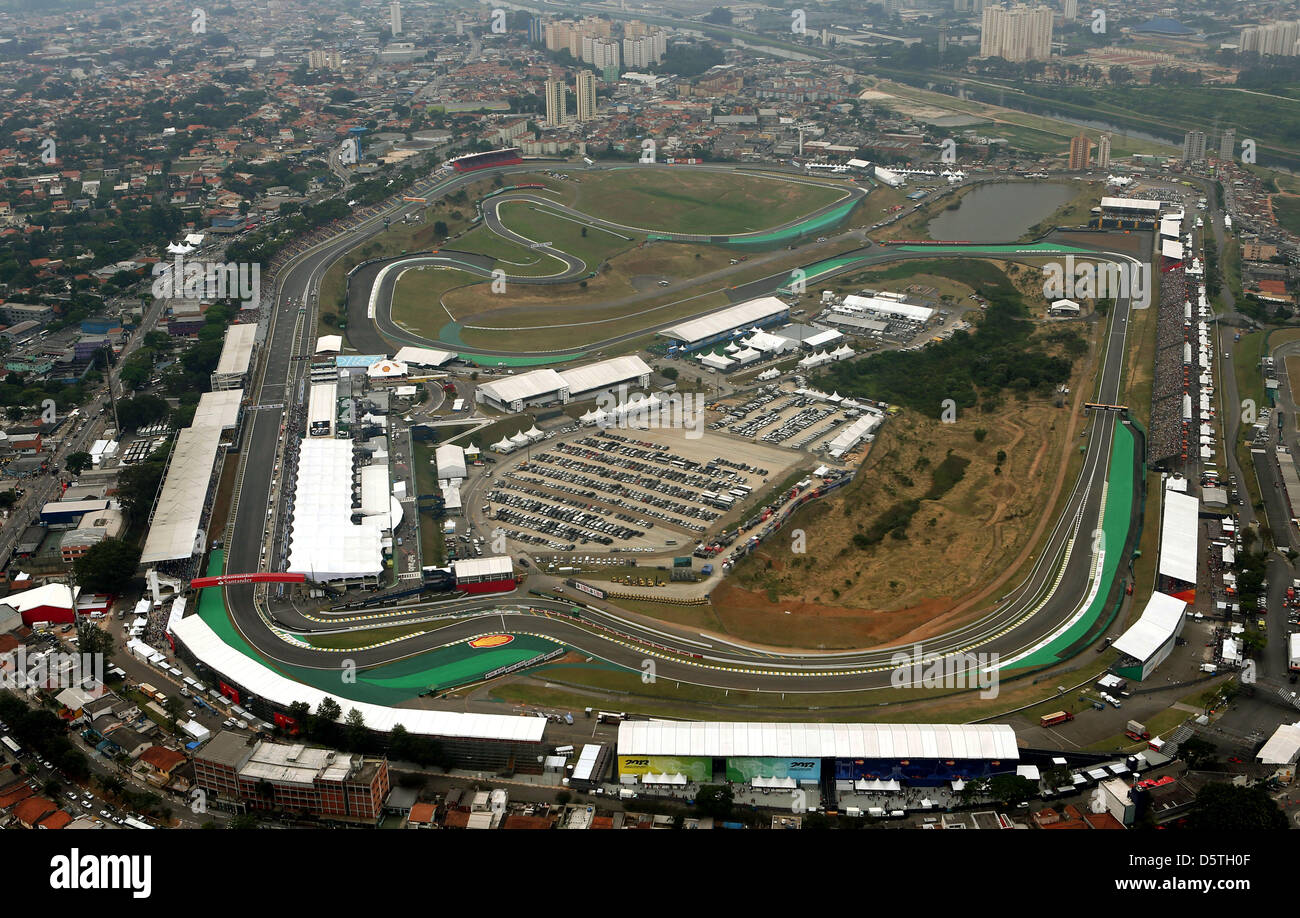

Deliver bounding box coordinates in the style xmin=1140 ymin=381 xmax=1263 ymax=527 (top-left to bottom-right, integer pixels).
xmin=169 ymin=613 xmax=545 ymax=742
xmin=476 ymin=368 xmax=567 ymax=406
xmin=286 ymin=439 xmax=383 ymax=581
xmin=315 ymin=335 xmax=342 ymax=354
xmin=617 ymin=721 xmax=1019 ymax=761
xmin=1159 ymin=490 xmax=1199 ymax=584
xmin=559 ymin=355 xmax=651 ymax=396
xmin=659 ymin=296 xmax=789 ymax=345
xmin=1113 ymin=592 xmax=1186 ymax=663
xmin=140 ymin=425 xmax=223 ymax=564
xmin=192 ymin=389 xmax=243 ymax=430
xmin=1100 ymin=196 xmax=1162 ymax=213
xmin=213 ymin=323 xmax=256 ymax=379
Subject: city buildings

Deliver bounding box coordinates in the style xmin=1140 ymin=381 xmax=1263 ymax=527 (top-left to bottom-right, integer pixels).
xmin=390 ymin=1 xmax=401 ymax=36
xmin=1068 ymin=133 xmax=1092 ymax=171
xmin=193 ymin=731 xmax=390 ymax=824
xmin=576 ymin=70 xmax=597 ymax=122
xmin=1183 ymin=130 xmax=1208 ymax=164
xmin=980 ymin=4 xmax=1053 ymax=62
xmin=544 ymin=78 xmax=566 ymax=127
xmin=1239 ymin=20 xmax=1300 ymax=56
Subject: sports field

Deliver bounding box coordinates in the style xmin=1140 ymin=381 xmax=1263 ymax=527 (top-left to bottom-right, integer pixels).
xmin=568 ymin=168 xmax=847 ymax=235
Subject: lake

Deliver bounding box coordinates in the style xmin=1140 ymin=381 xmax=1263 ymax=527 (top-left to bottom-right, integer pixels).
xmin=927 ymin=182 xmax=1075 ymax=242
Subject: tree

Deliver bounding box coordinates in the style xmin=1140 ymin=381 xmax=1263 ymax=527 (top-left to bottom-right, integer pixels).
xmin=287 ymin=701 xmax=311 ymax=736
xmin=694 ymin=784 xmax=734 ymax=819
xmin=315 ymin=697 xmax=342 ymax=741
xmin=1188 ymin=783 xmax=1287 ymax=829
xmin=345 ymin=707 xmax=367 ymax=749
xmin=66 ymin=451 xmax=93 ymax=475
xmin=77 ymin=620 xmax=113 ymax=663
xmin=73 ymin=539 xmax=142 ymax=595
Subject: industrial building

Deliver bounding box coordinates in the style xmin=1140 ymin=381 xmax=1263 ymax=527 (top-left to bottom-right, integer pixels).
xmin=616 ymin=721 xmax=1019 ymax=788
xmin=475 ymin=355 xmax=652 ymax=413
xmin=659 ymin=297 xmax=791 ymax=354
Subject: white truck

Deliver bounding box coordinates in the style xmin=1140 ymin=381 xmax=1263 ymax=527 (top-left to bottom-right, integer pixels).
xmin=1290 ymin=632 xmax=1300 ymax=673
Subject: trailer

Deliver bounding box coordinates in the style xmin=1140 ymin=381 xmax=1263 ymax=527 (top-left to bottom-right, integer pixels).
xmin=1124 ymin=720 xmax=1150 ymax=741
xmin=1290 ymin=633 xmax=1300 ymax=672
xmin=1039 ymin=711 xmax=1074 ymax=728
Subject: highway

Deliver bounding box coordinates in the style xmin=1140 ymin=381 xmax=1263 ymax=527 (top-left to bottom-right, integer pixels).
xmin=208 ymin=161 xmax=1148 ymax=695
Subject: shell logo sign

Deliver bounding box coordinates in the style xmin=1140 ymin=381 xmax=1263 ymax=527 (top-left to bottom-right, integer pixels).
xmin=469 ymin=634 xmax=514 ymax=649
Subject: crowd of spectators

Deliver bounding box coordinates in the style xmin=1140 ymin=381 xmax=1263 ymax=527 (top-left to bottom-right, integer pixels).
xmin=1149 ymin=268 xmax=1194 ymax=468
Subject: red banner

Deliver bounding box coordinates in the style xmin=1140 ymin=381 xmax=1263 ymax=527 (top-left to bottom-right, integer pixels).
xmin=190 ymin=572 xmax=306 ymax=589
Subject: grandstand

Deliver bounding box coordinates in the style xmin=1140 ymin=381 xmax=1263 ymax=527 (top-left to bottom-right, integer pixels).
xmin=616 ymin=721 xmax=1019 ymax=788
xmin=1112 ymin=591 xmax=1187 ymax=681
xmin=446 ymin=147 xmax=523 ymax=173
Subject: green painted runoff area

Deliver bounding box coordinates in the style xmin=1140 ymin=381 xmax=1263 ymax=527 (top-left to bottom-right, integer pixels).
xmin=1010 ymin=418 xmax=1136 ymax=668
xmin=193 ymin=552 xmax=566 ymax=704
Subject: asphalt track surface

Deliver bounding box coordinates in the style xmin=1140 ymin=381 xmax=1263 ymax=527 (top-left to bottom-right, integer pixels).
xmin=216 ymin=162 xmax=1148 ymax=694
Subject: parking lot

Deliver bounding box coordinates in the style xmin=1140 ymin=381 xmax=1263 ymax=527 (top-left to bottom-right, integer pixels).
xmin=468 ymin=425 xmax=801 ymax=558
xmin=708 ymin=382 xmax=881 ymax=453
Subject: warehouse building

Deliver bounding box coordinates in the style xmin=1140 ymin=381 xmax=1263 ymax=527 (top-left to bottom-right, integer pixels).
xmin=616 ymin=721 xmax=1019 ymax=788
xmin=659 ymin=297 xmax=790 ymax=354
xmin=475 ymin=356 xmax=652 ymax=413
xmin=839 ymin=294 xmax=935 ymax=324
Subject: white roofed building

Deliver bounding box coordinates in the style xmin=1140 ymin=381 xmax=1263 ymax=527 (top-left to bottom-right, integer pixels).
xmin=1112 ymin=592 xmax=1187 ymax=681
xmin=286 ymin=439 xmax=384 ymax=584
xmin=211 ymin=323 xmax=257 ymax=391
xmin=659 ymin=296 xmax=790 ymax=352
